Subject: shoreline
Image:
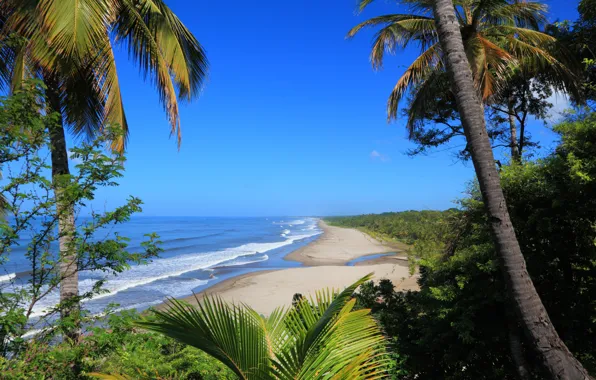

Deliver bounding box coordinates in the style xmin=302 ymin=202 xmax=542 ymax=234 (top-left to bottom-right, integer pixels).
xmin=165 ymin=219 xmax=419 ymax=315
xmin=284 ymin=220 xmax=407 ymax=266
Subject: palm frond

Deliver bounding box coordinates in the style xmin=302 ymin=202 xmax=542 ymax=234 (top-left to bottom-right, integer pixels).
xmin=400 ymin=0 xmax=435 ymax=15
xmin=139 ymin=296 xmax=270 ymax=379
xmin=291 ymin=299 xmax=389 ymax=379
xmin=347 ymin=14 xmax=435 ymax=38
xmin=504 ymin=35 xmax=566 ymax=71
xmin=356 ymin=0 xmax=377 ymax=13
xmin=0 ymin=39 xmax=19 ymax=92
xmin=406 ymin=69 xmax=451 ymax=135
xmin=510 ymin=39 xmax=581 ymax=100
xmin=388 ymin=42 xmax=441 ymax=120
xmin=10 ymin=0 xmax=111 ymax=61
xmin=477 ymin=35 xmax=513 ymax=99
xmin=302 ymin=273 xmax=373 ymax=354
xmin=114 ymin=0 xmax=209 ymax=148
xmin=481 ymin=0 xmax=547 ymax=29
xmin=348 ymin=15 xmax=436 ymax=68
xmin=257 ymin=305 xmax=292 ymax=359
xmin=114 ymin=0 xmax=181 ymax=146
xmin=0 ymin=192 xmax=7 ymax=218
xmin=138 ymin=275 xmax=389 ymax=380
xmin=484 ymin=25 xmax=556 ymax=46
xmin=60 ymin=59 xmax=105 ymax=141
xmin=9 ymin=42 xmax=25 ymax=93
xmin=272 ymin=274 xmax=385 ymax=378
xmin=148 ymin=0 xmax=208 ymax=100
xmin=95 ymin=34 xmax=128 ymax=152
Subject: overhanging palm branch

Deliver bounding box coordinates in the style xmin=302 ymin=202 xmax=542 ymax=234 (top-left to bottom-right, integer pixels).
xmin=2 ymin=0 xmax=208 ymax=152
xmin=137 ymin=274 xmax=389 ymax=380
xmin=387 ymin=42 xmax=441 ymax=121
xmin=348 ymin=0 xmax=580 ymax=129
xmin=347 ymin=14 xmax=436 ymax=68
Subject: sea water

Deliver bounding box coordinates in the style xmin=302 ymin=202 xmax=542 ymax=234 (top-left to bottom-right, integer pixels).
xmin=0 ymin=217 xmax=321 ymax=319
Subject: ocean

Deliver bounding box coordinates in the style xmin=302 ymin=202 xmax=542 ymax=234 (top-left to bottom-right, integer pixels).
xmin=0 ymin=216 xmax=321 ymax=320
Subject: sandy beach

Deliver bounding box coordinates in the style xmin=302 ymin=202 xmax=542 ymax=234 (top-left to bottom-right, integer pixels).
xmin=174 ymin=220 xmax=419 ymax=315
xmin=284 ymin=220 xmax=407 ymax=265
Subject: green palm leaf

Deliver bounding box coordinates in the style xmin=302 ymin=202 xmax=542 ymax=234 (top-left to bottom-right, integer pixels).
xmin=349 ymin=0 xmax=580 ymax=128
xmin=348 ymin=15 xmax=436 ymax=68
xmin=113 ymin=0 xmax=182 ymax=146
xmin=3 ymin=0 xmax=208 ymax=152
xmin=138 ymin=274 xmax=390 ymax=380
xmin=145 ymin=0 xmax=208 ymax=100
xmin=140 ymin=296 xmax=270 ymax=379
xmin=480 ymin=0 xmax=547 ymax=29
xmin=9 ymin=0 xmax=111 ymax=61
xmin=388 ymin=42 xmax=441 ymax=120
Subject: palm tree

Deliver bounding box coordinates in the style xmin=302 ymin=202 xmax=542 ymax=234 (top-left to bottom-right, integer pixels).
xmin=348 ymin=0 xmax=579 ymax=161
xmin=132 ymin=275 xmax=389 ymax=379
xmin=429 ymin=0 xmax=591 ymax=377
xmin=1 ymin=0 xmax=208 ymax=338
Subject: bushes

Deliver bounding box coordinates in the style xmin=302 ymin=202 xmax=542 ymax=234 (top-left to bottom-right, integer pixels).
xmin=0 ymin=310 xmax=235 ymax=380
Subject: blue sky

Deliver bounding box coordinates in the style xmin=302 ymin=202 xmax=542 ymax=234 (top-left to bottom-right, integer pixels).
xmin=87 ymin=0 xmax=580 ymax=217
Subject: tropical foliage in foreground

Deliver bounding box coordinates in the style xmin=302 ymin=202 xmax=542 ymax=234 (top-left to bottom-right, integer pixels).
xmin=137 ymin=275 xmax=389 ymax=380
xmin=0 ymin=310 xmax=234 ymax=379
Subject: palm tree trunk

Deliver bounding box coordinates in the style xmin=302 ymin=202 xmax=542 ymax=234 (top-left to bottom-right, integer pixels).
xmin=507 ymin=311 xmax=531 ymax=379
xmin=45 ymin=77 xmax=80 ymax=342
xmin=507 ymin=97 xmax=520 ymax=162
xmin=431 ymin=0 xmax=592 ymax=378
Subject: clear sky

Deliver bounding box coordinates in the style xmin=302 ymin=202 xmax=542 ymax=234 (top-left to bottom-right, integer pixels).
xmin=86 ymin=0 xmax=580 ymax=217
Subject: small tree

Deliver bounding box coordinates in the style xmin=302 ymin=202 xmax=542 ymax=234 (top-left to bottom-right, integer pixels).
xmin=0 ymin=82 xmax=161 ymax=349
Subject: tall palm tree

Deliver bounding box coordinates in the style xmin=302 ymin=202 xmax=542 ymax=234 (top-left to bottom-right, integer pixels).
xmin=133 ymin=275 xmax=389 ymax=380
xmin=429 ymin=0 xmax=591 ymax=377
xmin=348 ymin=0 xmax=579 ymax=161
xmin=1 ymin=0 xmax=208 ymax=338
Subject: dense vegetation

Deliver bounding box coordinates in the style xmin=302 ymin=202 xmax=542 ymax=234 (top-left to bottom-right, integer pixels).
xmin=1 ymin=311 xmax=234 ymax=379
xmin=346 ymin=113 xmax=596 ymax=378
xmin=325 ymin=210 xmax=457 ymax=245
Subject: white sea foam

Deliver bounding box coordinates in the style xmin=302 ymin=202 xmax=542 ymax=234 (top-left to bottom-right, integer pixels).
xmin=273 ymin=219 xmax=305 ymax=225
xmin=27 ymin=229 xmax=321 ymax=318
xmin=0 ymin=273 xmax=16 ymax=283
xmin=218 ymin=254 xmax=269 ymax=267
xmin=281 ymin=229 xmax=290 ymax=237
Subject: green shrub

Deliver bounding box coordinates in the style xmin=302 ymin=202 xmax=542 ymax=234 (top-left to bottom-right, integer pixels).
xmin=0 ymin=310 xmax=235 ymax=380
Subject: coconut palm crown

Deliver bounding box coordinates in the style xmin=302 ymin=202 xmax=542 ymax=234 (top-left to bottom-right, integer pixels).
xmin=0 ymin=0 xmax=208 ymax=151
xmin=348 ymin=0 xmax=578 ymax=133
